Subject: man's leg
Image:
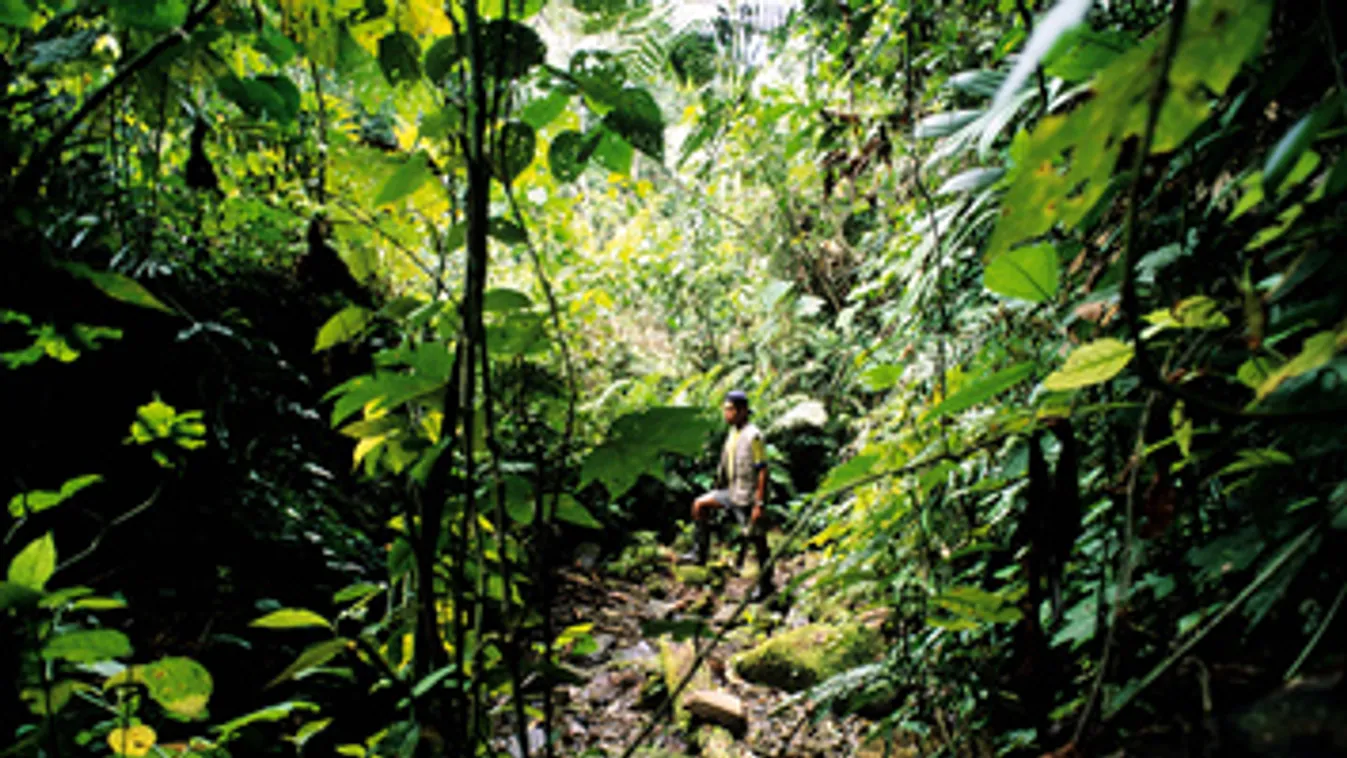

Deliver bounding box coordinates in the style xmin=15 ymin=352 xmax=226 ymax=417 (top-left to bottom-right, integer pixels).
xmin=681 ymin=491 xmax=726 ymax=565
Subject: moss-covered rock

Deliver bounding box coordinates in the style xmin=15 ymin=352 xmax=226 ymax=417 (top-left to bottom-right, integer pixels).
xmin=731 ymin=622 xmax=883 ymax=693
xmin=673 ymin=564 xmax=711 ymax=586
xmin=659 ymin=636 xmax=712 ymax=725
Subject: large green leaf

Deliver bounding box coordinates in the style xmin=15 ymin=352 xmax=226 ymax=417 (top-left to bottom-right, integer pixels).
xmin=522 ymin=89 xmax=570 ymax=129
xmin=591 ymin=128 xmax=633 ymax=174
xmin=601 ymin=87 xmax=664 ymax=161
xmin=378 ymin=31 xmax=422 ymax=85
xmin=375 ymin=152 xmax=435 ymax=206
xmin=314 ymin=306 xmax=372 ymax=353
xmin=1042 ymin=339 xmax=1135 ymax=391
xmin=549 ymin=130 xmax=596 ymax=182
xmin=423 ymin=35 xmax=461 ymax=85
xmin=43 ymin=630 xmax=132 ymax=663
xmin=216 ymin=74 xmax=300 ymax=124
xmin=8 ymin=533 xmax=55 ymax=590
xmin=984 ymin=244 xmax=1059 ymax=303
xmin=579 ymin=407 xmax=715 ymax=498
xmin=927 ymin=363 xmax=1035 ymax=420
xmin=0 ymin=0 xmax=34 ymax=28
xmin=142 ymin=657 xmax=213 ymax=717
xmin=479 ymin=20 xmax=545 ymax=80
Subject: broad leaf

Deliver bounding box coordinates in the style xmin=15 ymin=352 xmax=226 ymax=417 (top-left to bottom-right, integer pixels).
xmin=927 ymin=363 xmax=1036 ymax=420
xmin=142 ymin=657 xmax=213 ymax=717
xmin=984 ymin=244 xmax=1059 ymax=303
xmin=549 ymin=130 xmax=595 ymax=182
xmin=213 ymin=701 xmax=320 ymax=737
xmin=1042 ymin=338 xmax=1134 ymax=391
xmin=555 ymin=496 xmax=602 ymax=529
xmin=479 ymin=20 xmax=545 ymax=80
xmin=378 ymin=31 xmax=422 ymax=85
xmin=602 ymin=87 xmax=664 ymax=161
xmin=314 ymin=306 xmax=372 ymax=353
xmin=43 ymin=630 xmax=132 ymax=662
xmin=376 ymin=152 xmax=435 ymax=206
xmin=423 ymin=35 xmax=461 ymax=85
xmin=8 ymin=532 xmax=55 ymax=590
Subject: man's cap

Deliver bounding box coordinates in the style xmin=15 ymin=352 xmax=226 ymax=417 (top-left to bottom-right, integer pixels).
xmin=725 ymin=390 xmax=750 ymax=408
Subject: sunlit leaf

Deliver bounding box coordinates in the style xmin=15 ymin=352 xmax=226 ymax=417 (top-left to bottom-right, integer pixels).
xmin=142 ymin=657 xmax=213 ymax=717
xmin=213 ymin=701 xmax=320 ymax=737
xmin=1042 ymin=339 xmax=1134 ymax=391
xmin=8 ymin=474 xmax=102 ymax=517
xmin=7 ymin=532 xmax=55 ymax=590
xmin=375 ymin=152 xmax=435 ymax=206
xmin=314 ymin=306 xmax=372 ymax=353
xmin=984 ymin=244 xmax=1059 ymax=303
xmin=63 ymin=264 xmax=173 ymax=314
xmin=927 ymin=363 xmax=1035 ymax=420
xmin=250 ymin=608 xmax=332 ymax=630
xmin=819 ymin=454 xmax=879 ymax=495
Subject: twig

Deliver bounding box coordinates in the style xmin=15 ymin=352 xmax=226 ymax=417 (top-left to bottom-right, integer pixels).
xmin=7 ymin=0 xmax=222 ymax=202
xmin=1284 ymin=580 xmax=1347 ymax=680
xmin=55 ymin=486 xmax=163 ymax=573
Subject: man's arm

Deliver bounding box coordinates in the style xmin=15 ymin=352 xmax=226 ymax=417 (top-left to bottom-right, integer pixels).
xmin=751 ymin=434 xmax=767 ymax=521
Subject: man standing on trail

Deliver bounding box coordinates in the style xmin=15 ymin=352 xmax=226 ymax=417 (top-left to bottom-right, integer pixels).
xmin=682 ymin=390 xmax=774 ymax=600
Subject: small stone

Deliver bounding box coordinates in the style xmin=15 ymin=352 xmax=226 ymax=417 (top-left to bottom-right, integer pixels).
xmin=683 ymin=690 xmax=748 ymax=737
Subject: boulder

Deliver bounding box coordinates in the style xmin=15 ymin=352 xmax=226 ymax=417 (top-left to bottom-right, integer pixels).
xmin=731 ymin=622 xmax=882 ymax=693
xmin=683 ymin=689 xmax=747 ymax=736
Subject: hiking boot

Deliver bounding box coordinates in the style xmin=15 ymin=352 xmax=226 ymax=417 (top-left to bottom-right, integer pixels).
xmin=680 ymin=522 xmax=710 ymax=565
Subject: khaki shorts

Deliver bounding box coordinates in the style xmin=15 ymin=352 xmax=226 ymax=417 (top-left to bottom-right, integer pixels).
xmin=701 ymin=489 xmax=766 ymax=536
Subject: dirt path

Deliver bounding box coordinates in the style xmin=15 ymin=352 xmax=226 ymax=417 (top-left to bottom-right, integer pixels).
xmin=536 ymin=536 xmax=880 ymax=758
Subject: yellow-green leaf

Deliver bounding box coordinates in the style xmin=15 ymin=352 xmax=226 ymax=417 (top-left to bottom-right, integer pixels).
xmin=314 ymin=306 xmax=372 ymax=353
xmin=250 ymin=608 xmax=332 ymax=630
xmin=7 ymin=532 xmax=56 ymax=590
xmin=1254 ymin=330 xmax=1343 ymax=400
xmin=64 ymin=264 xmax=174 ymax=314
xmin=1043 ymin=339 xmax=1135 ymax=391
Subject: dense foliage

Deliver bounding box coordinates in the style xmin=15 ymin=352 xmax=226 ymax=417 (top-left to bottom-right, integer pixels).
xmin=3 ymin=0 xmax=1346 ymax=757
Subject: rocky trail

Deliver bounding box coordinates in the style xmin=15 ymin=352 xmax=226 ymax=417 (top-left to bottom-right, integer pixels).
xmin=517 ymin=531 xmax=903 ymax=758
